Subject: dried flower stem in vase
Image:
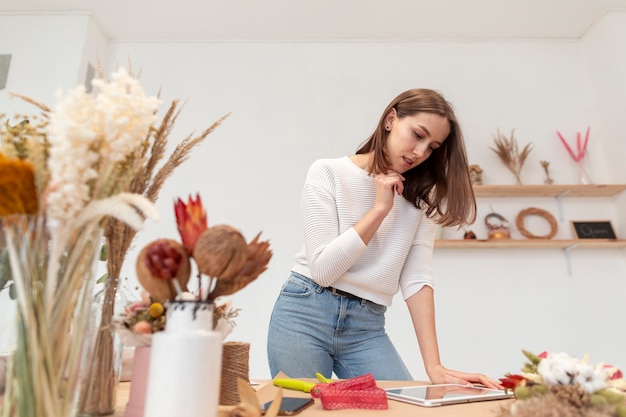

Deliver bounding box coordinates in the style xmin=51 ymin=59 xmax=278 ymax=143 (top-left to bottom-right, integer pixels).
xmin=556 ymin=128 xmax=593 ymax=185
xmin=540 ymin=160 xmax=553 ymax=184
xmin=489 ymin=129 xmax=532 ymax=185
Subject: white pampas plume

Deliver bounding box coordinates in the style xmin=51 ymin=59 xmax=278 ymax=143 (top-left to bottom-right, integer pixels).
xmin=75 ymin=192 xmax=160 ymax=231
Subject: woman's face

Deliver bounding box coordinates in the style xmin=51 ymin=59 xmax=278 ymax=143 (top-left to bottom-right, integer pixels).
xmin=384 ymin=109 xmax=450 ymax=174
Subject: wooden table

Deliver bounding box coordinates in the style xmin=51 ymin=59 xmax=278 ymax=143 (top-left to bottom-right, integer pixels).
xmin=114 ymin=379 xmax=515 ymax=416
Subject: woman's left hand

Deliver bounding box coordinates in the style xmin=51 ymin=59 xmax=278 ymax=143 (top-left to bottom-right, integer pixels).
xmin=428 ymin=364 xmax=503 ymax=389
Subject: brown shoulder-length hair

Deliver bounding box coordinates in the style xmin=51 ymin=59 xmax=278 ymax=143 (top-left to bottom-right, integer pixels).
xmin=356 ymin=88 xmax=476 ymax=227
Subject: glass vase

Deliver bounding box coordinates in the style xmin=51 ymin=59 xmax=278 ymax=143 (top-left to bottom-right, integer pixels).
xmin=77 ymin=278 xmax=127 ymax=416
xmin=1 ymin=214 xmax=102 ymax=417
xmin=576 ymin=159 xmax=593 ymax=185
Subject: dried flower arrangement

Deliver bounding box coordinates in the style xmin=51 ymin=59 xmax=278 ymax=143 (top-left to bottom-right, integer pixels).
xmin=0 ymin=114 xmax=50 ymax=296
xmin=497 ymin=350 xmax=626 ymax=417
xmin=489 ymin=129 xmax=533 ymax=185
xmin=540 ymin=160 xmax=554 ymax=184
xmin=0 ymin=67 xmax=161 ymax=417
xmin=557 ymin=127 xmax=590 ymax=163
xmin=1 ymin=65 xmax=231 ymax=415
xmin=118 ymin=193 xmax=272 ymax=341
xmin=557 ymin=127 xmax=593 ymax=184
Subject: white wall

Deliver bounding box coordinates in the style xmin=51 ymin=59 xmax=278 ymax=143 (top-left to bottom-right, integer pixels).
xmin=1 ymin=12 xmax=625 ymax=381
xmin=0 ymin=13 xmax=95 ymax=111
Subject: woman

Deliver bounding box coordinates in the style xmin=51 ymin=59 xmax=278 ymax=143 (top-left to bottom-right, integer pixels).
xmin=267 ymin=88 xmax=500 ymax=388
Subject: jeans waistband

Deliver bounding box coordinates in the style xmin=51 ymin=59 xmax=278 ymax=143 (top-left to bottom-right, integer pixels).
xmin=291 ymin=272 xmax=368 ymax=304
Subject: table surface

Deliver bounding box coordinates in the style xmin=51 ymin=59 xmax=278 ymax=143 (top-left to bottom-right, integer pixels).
xmin=114 ymin=379 xmax=515 ymax=417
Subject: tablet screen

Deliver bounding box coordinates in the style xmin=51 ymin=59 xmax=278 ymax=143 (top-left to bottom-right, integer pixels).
xmin=386 ymin=384 xmax=513 ymax=407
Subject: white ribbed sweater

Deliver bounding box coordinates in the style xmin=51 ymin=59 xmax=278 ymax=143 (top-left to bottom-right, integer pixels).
xmin=292 ymin=156 xmax=435 ymax=306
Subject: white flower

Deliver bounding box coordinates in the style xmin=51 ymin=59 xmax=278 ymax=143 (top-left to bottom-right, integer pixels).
xmin=537 ymin=352 xmax=579 ymax=385
xmin=574 ymin=365 xmax=607 ymax=393
xmin=537 ymin=352 xmax=608 ymax=393
xmin=46 ymin=86 xmax=100 ymax=220
xmin=92 ymin=68 xmax=161 ymax=163
xmin=45 ymin=67 xmax=161 ymax=222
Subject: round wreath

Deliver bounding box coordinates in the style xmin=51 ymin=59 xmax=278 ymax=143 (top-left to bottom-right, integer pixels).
xmin=515 ymin=207 xmax=558 ymax=239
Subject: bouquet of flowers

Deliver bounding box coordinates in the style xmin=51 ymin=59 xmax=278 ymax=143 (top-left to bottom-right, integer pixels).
xmin=498 ymin=350 xmax=626 ymax=417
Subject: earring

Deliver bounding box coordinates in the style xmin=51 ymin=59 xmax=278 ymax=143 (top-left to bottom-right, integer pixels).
xmin=385 ymin=125 xmax=390 ymax=131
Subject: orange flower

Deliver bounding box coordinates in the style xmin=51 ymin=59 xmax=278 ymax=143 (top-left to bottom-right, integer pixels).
xmin=0 ymin=153 xmax=38 ymax=216
xmin=174 ymin=193 xmax=208 ymax=255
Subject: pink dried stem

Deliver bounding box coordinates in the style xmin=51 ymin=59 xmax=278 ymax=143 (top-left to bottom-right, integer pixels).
xmin=556 ymin=127 xmax=590 ymax=162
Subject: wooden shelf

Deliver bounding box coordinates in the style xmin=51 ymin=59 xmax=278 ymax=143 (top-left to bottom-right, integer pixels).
xmin=435 ymin=239 xmax=626 ymax=249
xmin=473 ymin=184 xmax=626 ymax=198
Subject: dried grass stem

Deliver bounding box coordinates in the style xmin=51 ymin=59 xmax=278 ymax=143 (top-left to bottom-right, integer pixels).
xmin=490 ymin=129 xmax=532 ymax=185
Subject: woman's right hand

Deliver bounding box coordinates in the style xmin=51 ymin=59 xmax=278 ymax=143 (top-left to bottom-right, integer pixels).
xmin=353 ymin=171 xmax=405 ymax=245
xmin=373 ymin=171 xmax=405 ymax=213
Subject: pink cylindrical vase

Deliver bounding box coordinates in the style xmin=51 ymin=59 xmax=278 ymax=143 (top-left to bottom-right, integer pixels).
xmin=124 ymin=346 xmax=152 ymax=417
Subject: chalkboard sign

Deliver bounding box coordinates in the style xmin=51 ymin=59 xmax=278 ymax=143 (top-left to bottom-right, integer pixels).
xmin=570 ymin=221 xmax=617 ymax=239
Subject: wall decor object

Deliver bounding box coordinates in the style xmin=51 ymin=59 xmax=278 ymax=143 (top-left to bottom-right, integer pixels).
xmin=489 ymin=129 xmax=532 ymax=185
xmin=570 ymin=220 xmax=617 ymax=239
xmin=539 ymin=160 xmax=554 ymax=184
xmin=0 ymin=54 xmax=11 ymax=90
xmin=469 ymin=164 xmax=483 ymax=185
xmin=484 ymin=212 xmax=511 ymax=239
xmin=556 ymin=127 xmax=593 ymax=184
xmin=515 ymin=207 xmax=558 ymax=239
xmin=463 ymin=230 xmax=477 ymax=239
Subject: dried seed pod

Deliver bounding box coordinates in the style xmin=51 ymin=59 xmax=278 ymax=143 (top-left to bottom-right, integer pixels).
xmin=136 ymin=238 xmax=191 ymax=301
xmin=210 ymin=232 xmax=272 ymax=299
xmin=193 ymin=225 xmax=247 ymax=280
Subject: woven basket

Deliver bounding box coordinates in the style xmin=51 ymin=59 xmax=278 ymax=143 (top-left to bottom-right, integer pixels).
xmin=219 ymin=341 xmax=250 ymax=405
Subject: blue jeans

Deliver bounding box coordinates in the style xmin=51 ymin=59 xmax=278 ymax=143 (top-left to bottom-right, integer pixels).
xmin=267 ymin=272 xmax=412 ymax=380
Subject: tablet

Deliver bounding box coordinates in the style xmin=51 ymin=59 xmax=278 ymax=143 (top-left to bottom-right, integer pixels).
xmin=385 ymin=384 xmax=514 ymax=407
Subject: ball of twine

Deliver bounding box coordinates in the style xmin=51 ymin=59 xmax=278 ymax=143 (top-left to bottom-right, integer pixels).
xmin=515 ymin=207 xmax=558 ymax=239
xmin=219 ymin=341 xmax=250 ymax=405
